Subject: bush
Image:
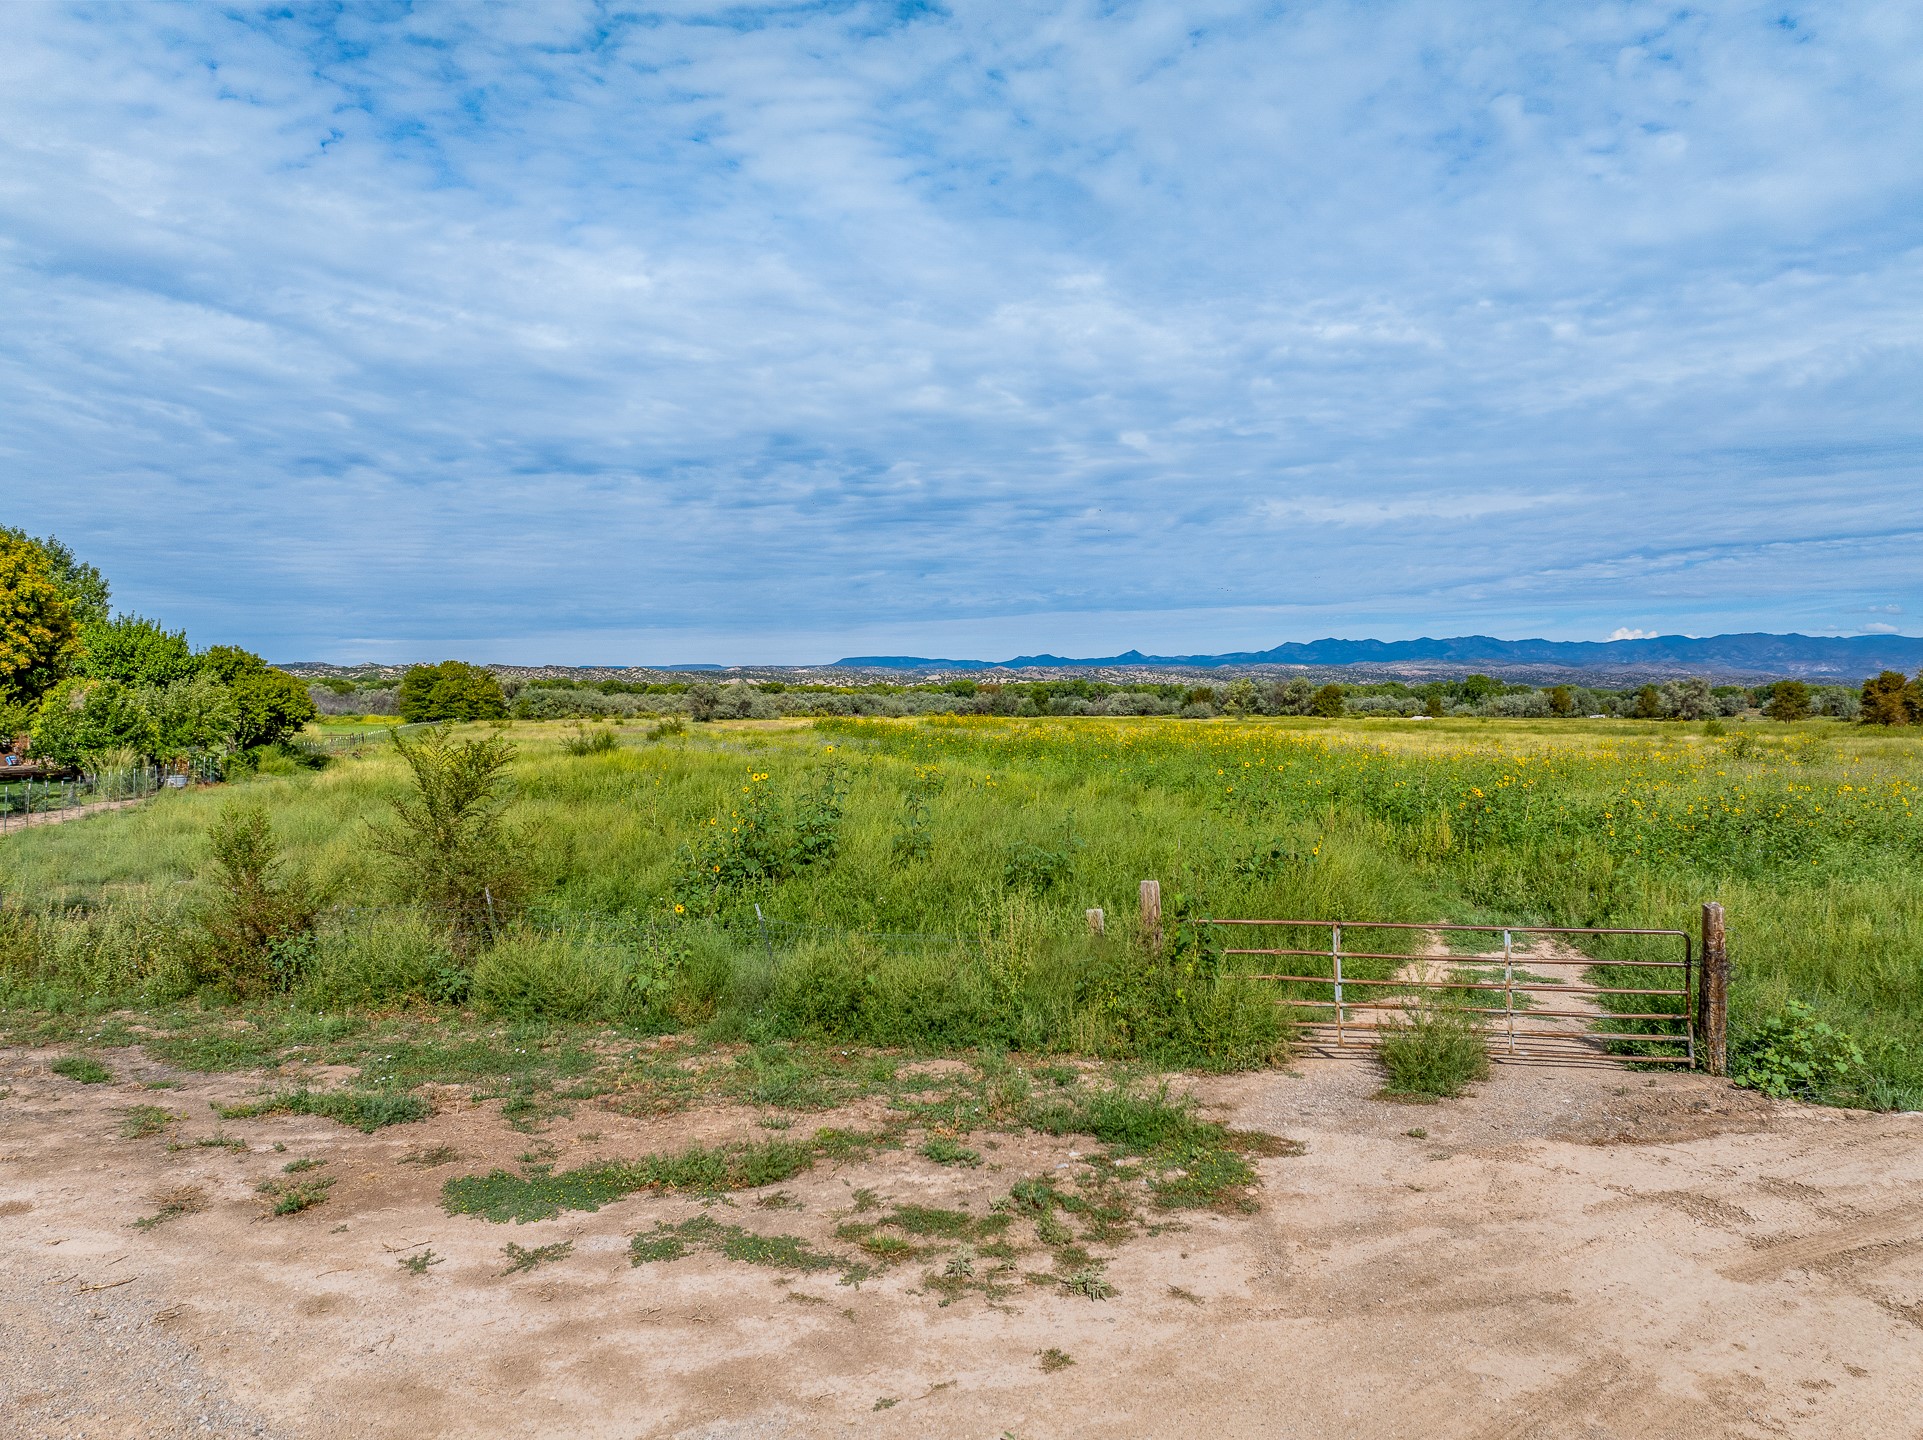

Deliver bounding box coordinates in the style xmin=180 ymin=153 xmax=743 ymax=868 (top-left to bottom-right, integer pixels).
xmin=471 ymin=931 xmax=630 ymax=1021
xmin=398 ymin=661 xmax=506 ymax=723
xmin=561 ymin=725 xmax=620 ymax=756
xmin=369 ymin=727 xmax=526 ymax=946
xmin=301 ymin=911 xmax=463 ymax=1007
xmin=75 ymin=615 xmax=197 ymax=687
xmin=1310 ymin=684 xmax=1346 ymax=718
xmin=1731 ymin=1001 xmax=1866 ymax=1102
xmin=29 ymin=677 xmax=153 ymax=764
xmin=200 ymin=646 xmax=318 ymax=748
xmin=196 ymin=804 xmax=319 ymax=996
xmin=1860 ymin=670 xmax=1920 ymax=727
xmin=1763 ymin=680 xmax=1811 ymax=722
xmin=1376 ymin=1004 xmax=1489 ymax=1098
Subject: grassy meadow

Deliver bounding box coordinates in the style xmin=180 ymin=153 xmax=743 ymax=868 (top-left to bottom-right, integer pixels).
xmin=1 ymin=713 xmax=1919 ymax=1104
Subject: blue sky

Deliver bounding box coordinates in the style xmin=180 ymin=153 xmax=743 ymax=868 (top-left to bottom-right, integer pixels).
xmin=3 ymin=2 xmax=1919 ymax=664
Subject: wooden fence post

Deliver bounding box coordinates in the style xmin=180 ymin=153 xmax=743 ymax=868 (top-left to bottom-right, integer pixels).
xmin=1085 ymin=907 xmax=1105 ymax=937
xmin=1139 ymin=880 xmax=1162 ymax=955
xmin=1699 ymin=901 xmax=1729 ymax=1076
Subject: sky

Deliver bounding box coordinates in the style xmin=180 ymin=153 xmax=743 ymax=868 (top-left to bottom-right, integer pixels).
xmin=2 ymin=2 xmax=1920 ymax=665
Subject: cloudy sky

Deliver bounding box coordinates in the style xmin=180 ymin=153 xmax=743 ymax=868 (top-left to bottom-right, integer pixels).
xmin=3 ymin=2 xmax=1919 ymax=663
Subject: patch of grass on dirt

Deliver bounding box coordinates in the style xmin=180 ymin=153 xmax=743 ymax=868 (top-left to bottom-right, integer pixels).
xmin=501 ymin=1240 xmax=573 ymax=1274
xmin=1377 ymin=1005 xmax=1490 ymax=1100
xmin=917 ymin=1135 xmax=981 ymax=1167
xmin=132 ymin=1183 xmax=207 ymax=1230
xmin=1039 ymin=1347 xmax=1075 ymax=1372
xmin=51 ymin=1054 xmax=112 ymax=1084
xmin=443 ymin=1136 xmax=825 ymax=1223
xmin=218 ymin=1088 xmax=431 ymax=1132
xmin=398 ymin=1249 xmax=443 ymax=1274
xmin=629 ymin=1213 xmax=841 ymax=1272
xmin=282 ymin=1157 xmax=325 ymax=1173
xmin=256 ymin=1174 xmax=335 ymax=1216
xmin=118 ymin=1104 xmax=175 ymax=1139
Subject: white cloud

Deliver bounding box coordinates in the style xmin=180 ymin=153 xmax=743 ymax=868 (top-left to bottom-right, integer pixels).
xmin=1607 ymin=627 xmax=1657 ymax=641
xmin=0 ymin=3 xmax=1920 ymax=659
xmin=1863 ymin=622 xmax=1900 ymax=634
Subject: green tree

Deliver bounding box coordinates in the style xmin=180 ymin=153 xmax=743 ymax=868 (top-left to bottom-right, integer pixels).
xmin=0 ymin=529 xmax=109 ymax=629
xmin=29 ymin=677 xmax=154 ymax=765
xmin=1859 ymin=671 xmax=1920 ymax=727
xmin=1459 ymin=674 xmax=1500 ymax=705
xmin=369 ymin=726 xmax=526 ymax=946
xmin=75 ymin=614 xmax=197 ymax=687
xmin=1310 ymin=684 xmax=1346 ymax=718
xmin=140 ymin=674 xmax=239 ymax=759
xmin=398 ymin=661 xmax=507 ymax=723
xmin=1764 ymin=680 xmax=1811 ymax=722
xmin=0 ymin=535 xmax=79 ymax=709
xmin=1632 ymin=684 xmax=1663 ymax=719
xmin=200 ymin=645 xmax=318 ymax=749
xmin=1546 ymin=685 xmax=1576 ymax=717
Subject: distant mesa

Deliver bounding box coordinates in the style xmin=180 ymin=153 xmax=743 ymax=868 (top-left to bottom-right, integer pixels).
xmin=834 ymin=632 xmax=1923 ymax=679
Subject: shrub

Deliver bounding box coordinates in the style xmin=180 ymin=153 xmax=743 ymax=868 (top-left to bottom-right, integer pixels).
xmin=471 ymin=931 xmax=628 ymax=1020
xmin=139 ymin=674 xmax=239 ymax=760
xmin=561 ymin=725 xmax=619 ymax=756
xmin=1310 ymin=684 xmax=1346 ymax=718
xmin=1377 ymin=1004 xmax=1488 ymax=1098
xmin=30 ymin=677 xmax=153 ymax=765
xmin=199 ymin=646 xmax=318 ymax=749
xmin=1731 ymin=1001 xmax=1866 ymax=1101
xmin=368 ymin=726 xmax=525 ymax=946
xmin=301 ymin=910 xmax=463 ymax=1007
xmin=398 ymin=660 xmax=506 ymax=723
xmin=196 ymin=804 xmax=319 ymax=996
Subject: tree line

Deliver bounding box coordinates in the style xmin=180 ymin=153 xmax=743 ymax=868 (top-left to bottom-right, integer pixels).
xmin=0 ymin=531 xmax=314 ymax=769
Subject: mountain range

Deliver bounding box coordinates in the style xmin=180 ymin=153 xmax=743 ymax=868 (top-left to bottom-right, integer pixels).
xmin=833 ymin=632 xmax=1923 ymax=679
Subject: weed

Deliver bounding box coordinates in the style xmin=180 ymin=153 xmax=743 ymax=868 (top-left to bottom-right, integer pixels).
xmin=119 ymin=1105 xmax=175 ymax=1139
xmin=398 ymin=1249 xmax=444 ymax=1274
xmin=51 ymin=1054 xmax=112 ymax=1084
xmin=873 ymin=1398 xmax=898 ymax=1411
xmin=629 ymin=1214 xmax=841 ymax=1273
xmin=562 ymin=726 xmax=620 ymax=757
xmin=1732 ymin=1001 xmax=1867 ymax=1101
xmin=1062 ymin=1269 xmax=1116 ymax=1300
xmin=132 ymin=1183 xmax=207 ymax=1230
xmin=755 ymin=1191 xmax=799 ymax=1210
xmin=1167 ymin=1285 xmax=1202 ymax=1305
xmin=443 ymin=1137 xmax=817 ymax=1223
xmin=257 ymin=1174 xmax=335 ymax=1216
xmin=196 ymin=803 xmax=318 ymax=996
xmin=918 ymin=1136 xmax=982 ymax=1167
xmin=501 ymin=1240 xmax=573 ymax=1275
xmin=282 ymin=1157 xmax=325 ymax=1173
xmin=1039 ymin=1347 xmax=1075 ymax=1372
xmin=1404 ymin=1128 xmax=1428 ymax=1139
xmin=1377 ymin=1005 xmax=1490 ymax=1099
xmin=196 ymin=1134 xmax=246 ymax=1150
xmin=646 ymin=716 xmax=686 ymax=741
xmin=218 ymin=1089 xmax=430 ymax=1133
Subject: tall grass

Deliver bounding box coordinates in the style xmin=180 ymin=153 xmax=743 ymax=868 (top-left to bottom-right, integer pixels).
xmin=0 ymin=715 xmax=1918 ymax=1098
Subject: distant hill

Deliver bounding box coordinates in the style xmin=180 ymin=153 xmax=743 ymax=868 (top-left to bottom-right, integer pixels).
xmin=835 ymin=632 xmax=1923 ymax=679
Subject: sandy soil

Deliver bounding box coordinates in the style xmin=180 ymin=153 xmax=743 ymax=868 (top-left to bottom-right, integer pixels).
xmin=3 ymin=1041 xmax=1921 ymax=1440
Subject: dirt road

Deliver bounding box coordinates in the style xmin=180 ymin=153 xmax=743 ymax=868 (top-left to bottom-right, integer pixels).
xmin=3 ymin=1043 xmax=1919 ymax=1439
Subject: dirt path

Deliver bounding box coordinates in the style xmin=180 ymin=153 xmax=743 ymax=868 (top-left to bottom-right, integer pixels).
xmin=0 ymin=794 xmax=153 ymax=835
xmin=3 ymin=1043 xmax=1920 ymax=1439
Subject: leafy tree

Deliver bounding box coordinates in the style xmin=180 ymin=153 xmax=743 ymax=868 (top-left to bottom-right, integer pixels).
xmin=398 ymin=661 xmax=507 ymax=723
xmin=1546 ymin=685 xmax=1576 ymax=717
xmin=0 ymin=535 xmax=79 ymax=708
xmin=1459 ymin=674 xmax=1500 ymax=705
xmin=1223 ymin=678 xmax=1257 ymax=715
xmin=140 ymin=675 xmax=239 ymax=759
xmin=200 ymin=645 xmax=318 ymax=749
xmin=1310 ymin=683 xmax=1346 ymax=718
xmin=1632 ymin=683 xmax=1663 ymax=719
xmin=1860 ymin=670 xmax=1921 ymax=727
xmin=29 ymin=677 xmax=153 ymax=765
xmin=75 ymin=614 xmax=197 ymax=687
xmin=1661 ymin=676 xmax=1714 ymax=721
xmin=1763 ymin=680 xmax=1811 ymax=722
xmin=368 ymin=726 xmax=526 ymax=945
xmin=0 ymin=529 xmax=109 ymax=629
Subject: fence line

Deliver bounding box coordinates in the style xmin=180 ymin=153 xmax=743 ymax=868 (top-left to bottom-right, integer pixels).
xmin=0 ymin=755 xmax=225 ymax=833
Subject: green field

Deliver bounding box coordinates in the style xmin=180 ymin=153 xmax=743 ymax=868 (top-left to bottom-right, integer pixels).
xmin=2 ymin=714 xmax=1918 ymax=1104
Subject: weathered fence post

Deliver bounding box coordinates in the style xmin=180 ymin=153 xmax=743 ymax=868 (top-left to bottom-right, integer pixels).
xmin=1699 ymin=902 xmax=1729 ymax=1076
xmin=1139 ymin=880 xmax=1162 ymax=955
xmin=1085 ymin=907 xmax=1105 ymax=937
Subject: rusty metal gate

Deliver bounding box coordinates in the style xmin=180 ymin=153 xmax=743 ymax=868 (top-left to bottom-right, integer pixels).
xmin=1196 ymin=918 xmax=1696 ymax=1066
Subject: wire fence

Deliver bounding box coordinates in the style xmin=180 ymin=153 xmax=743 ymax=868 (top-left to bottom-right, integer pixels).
xmin=0 ymin=755 xmax=226 ymax=833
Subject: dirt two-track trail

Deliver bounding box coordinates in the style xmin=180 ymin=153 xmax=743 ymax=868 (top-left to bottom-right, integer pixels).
xmin=3 ymin=1038 xmax=1921 ymax=1440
